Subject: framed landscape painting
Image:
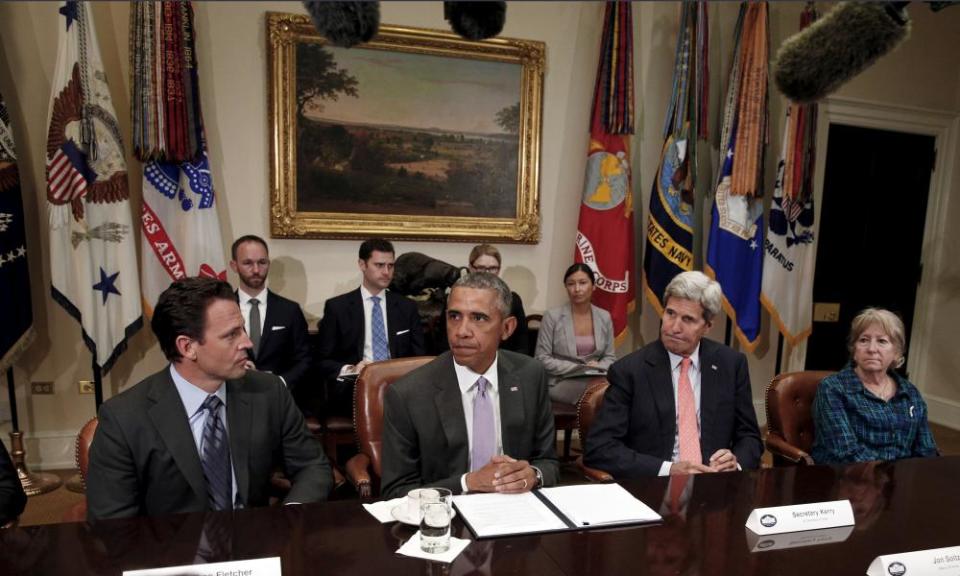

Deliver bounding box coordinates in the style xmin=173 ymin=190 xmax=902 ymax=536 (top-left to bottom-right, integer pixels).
xmin=267 ymin=13 xmax=544 ymax=242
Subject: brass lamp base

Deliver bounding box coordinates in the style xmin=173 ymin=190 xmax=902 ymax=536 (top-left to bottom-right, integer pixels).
xmin=9 ymin=431 xmax=62 ymax=496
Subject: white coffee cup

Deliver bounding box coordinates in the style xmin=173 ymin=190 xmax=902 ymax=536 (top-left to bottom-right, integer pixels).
xmin=405 ymin=488 xmax=437 ymax=521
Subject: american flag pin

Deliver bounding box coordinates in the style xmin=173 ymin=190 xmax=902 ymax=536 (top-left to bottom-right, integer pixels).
xmin=510 ymin=386 xmax=519 ymax=392
xmin=711 ymin=365 xmax=718 ymax=371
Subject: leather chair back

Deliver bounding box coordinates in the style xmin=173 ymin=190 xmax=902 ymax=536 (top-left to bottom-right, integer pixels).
xmin=526 ymin=314 xmax=543 ymax=357
xmin=76 ymin=418 xmax=98 ymax=488
xmin=765 ymin=371 xmax=832 ymax=464
xmin=577 ymin=379 xmax=609 ymax=443
xmin=354 ymin=356 xmax=434 ymax=478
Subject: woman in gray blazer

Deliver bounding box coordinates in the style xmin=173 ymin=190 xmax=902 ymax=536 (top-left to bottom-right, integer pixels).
xmin=535 ymin=264 xmax=616 ymax=405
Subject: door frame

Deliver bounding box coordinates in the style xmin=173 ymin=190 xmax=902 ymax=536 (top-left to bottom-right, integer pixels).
xmin=795 ymin=96 xmax=957 ymax=417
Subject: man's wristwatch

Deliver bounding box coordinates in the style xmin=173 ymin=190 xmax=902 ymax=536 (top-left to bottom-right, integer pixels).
xmin=532 ymin=466 xmax=543 ymax=489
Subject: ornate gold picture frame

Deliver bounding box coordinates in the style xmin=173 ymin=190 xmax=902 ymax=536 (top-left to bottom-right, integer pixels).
xmin=267 ymin=13 xmax=544 ymax=242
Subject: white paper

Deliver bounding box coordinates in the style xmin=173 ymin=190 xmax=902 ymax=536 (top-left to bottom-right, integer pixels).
xmin=123 ymin=557 xmax=280 ymax=576
xmin=396 ymin=531 xmax=471 ymax=564
xmin=452 ymin=492 xmax=568 ymax=537
xmin=540 ymin=483 xmax=661 ymax=527
xmin=744 ymin=500 xmax=854 ymax=536
xmin=867 ymin=546 xmax=960 ymax=576
xmin=746 ymin=525 xmax=854 ymax=552
xmin=362 ymin=497 xmax=406 ymax=523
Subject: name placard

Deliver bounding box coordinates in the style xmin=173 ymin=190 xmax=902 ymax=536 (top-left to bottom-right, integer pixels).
xmin=867 ymin=546 xmax=960 ymax=576
xmin=744 ymin=500 xmax=854 ymax=535
xmin=745 ymin=525 xmax=854 ymax=553
xmin=123 ymin=557 xmax=281 ymax=576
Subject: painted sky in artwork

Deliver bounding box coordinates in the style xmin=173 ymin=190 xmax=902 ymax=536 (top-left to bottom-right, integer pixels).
xmin=304 ymin=45 xmax=522 ymax=135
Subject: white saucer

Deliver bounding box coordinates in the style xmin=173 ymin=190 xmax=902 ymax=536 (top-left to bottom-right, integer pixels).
xmin=390 ymin=505 xmax=456 ymax=526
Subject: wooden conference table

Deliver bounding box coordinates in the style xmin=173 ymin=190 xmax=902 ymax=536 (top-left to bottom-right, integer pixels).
xmin=2 ymin=456 xmax=959 ymax=576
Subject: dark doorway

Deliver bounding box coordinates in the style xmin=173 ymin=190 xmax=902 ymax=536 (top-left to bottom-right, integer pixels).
xmin=805 ymin=123 xmax=935 ymax=375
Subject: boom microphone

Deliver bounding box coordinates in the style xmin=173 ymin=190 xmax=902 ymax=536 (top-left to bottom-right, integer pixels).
xmin=302 ymin=1 xmax=380 ymax=48
xmin=444 ymin=1 xmax=507 ymax=41
xmin=773 ymin=2 xmax=910 ymax=103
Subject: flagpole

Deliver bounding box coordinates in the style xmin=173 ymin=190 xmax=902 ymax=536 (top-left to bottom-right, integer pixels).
xmin=92 ymin=359 xmax=103 ymax=410
xmin=775 ymin=333 xmax=785 ymax=375
xmin=725 ymin=317 xmax=733 ymax=347
xmin=6 ymin=368 xmax=62 ymax=496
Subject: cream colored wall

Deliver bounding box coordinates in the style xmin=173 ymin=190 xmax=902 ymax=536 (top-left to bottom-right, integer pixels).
xmin=1 ymin=2 xmax=959 ymax=469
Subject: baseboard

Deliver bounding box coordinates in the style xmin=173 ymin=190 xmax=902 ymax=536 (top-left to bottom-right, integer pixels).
xmin=1 ymin=430 xmax=77 ymax=471
xmin=925 ymin=394 xmax=960 ymax=431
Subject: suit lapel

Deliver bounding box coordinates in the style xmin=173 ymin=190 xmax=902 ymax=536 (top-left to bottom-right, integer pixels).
xmin=497 ymin=354 xmax=523 ymax=457
xmin=559 ymin=304 xmax=576 ymax=358
xmin=147 ymin=369 xmax=207 ymax=503
xmin=433 ymin=355 xmax=469 ymax=470
xmin=350 ymin=288 xmax=365 ymax=359
xmin=590 ymin=305 xmax=604 ymax=354
xmin=386 ymin=292 xmax=400 ymax=358
xmin=256 ymin=290 xmax=277 ymax=361
xmin=226 ymin=379 xmax=252 ymax=505
xmin=649 ymin=341 xmax=677 ymax=443
xmin=698 ymin=340 xmax=718 ymax=457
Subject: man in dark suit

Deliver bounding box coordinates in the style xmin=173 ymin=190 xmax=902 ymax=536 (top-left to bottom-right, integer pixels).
xmin=381 ymin=272 xmax=558 ymax=499
xmin=584 ymin=271 xmax=761 ymax=478
xmin=230 ymin=235 xmax=311 ymax=393
xmin=86 ymin=277 xmax=332 ymax=520
xmin=316 ymin=238 xmax=425 ymax=413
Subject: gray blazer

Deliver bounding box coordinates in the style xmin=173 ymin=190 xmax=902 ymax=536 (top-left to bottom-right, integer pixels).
xmin=381 ymin=350 xmax=559 ymax=499
xmin=535 ymin=303 xmax=616 ymax=385
xmin=87 ymin=367 xmax=333 ymax=520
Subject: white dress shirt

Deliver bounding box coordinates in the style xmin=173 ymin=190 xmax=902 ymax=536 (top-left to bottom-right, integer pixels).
xmin=658 ymin=345 xmax=702 ymax=477
xmin=170 ymin=364 xmax=239 ymax=507
xmin=454 ymin=355 xmax=502 ymax=491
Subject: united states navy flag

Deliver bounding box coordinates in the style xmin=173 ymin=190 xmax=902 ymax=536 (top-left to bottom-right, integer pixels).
xmin=0 ymin=93 xmax=35 ymax=373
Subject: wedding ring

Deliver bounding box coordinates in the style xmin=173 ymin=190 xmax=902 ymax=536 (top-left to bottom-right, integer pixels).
xmin=522 ymin=479 xmax=528 ymax=489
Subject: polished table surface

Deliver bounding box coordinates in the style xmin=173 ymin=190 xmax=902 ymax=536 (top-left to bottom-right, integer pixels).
xmin=3 ymin=456 xmax=959 ymax=576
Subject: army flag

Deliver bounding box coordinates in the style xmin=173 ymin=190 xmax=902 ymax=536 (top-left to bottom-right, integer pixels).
xmin=575 ymin=2 xmax=635 ymax=341
xmin=643 ymin=2 xmax=709 ymax=313
xmin=760 ymin=4 xmax=819 ymax=346
xmin=46 ymin=0 xmax=142 ymax=373
xmin=0 ymin=93 xmax=35 ymax=373
xmin=705 ymin=2 xmax=769 ymax=352
xmin=134 ymin=1 xmax=226 ymax=316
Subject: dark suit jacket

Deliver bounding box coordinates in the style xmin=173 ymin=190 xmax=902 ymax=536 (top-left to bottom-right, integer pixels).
xmin=0 ymin=440 xmax=26 ymax=526
xmin=583 ymin=338 xmax=762 ymax=478
xmin=86 ymin=367 xmax=333 ymax=520
xmin=380 ymin=350 xmax=559 ymax=499
xmin=242 ymin=289 xmax=311 ymax=393
xmin=315 ymin=288 xmax=425 ymax=381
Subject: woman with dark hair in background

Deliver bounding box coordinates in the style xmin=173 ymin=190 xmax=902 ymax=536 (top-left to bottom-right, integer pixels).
xmin=535 ymin=263 xmax=616 ymax=404
xmin=811 ymin=307 xmax=938 ymax=464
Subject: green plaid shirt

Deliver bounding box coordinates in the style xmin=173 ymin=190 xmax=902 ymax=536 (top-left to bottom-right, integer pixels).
xmin=810 ymin=366 xmax=938 ymax=465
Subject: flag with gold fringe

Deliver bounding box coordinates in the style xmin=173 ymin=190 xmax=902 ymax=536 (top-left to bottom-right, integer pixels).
xmin=706 ymin=1 xmax=769 ymax=352
xmin=643 ymin=2 xmax=710 ymax=313
xmin=574 ymin=1 xmax=635 ymax=341
xmin=133 ymin=1 xmax=226 ymax=317
xmin=761 ymin=3 xmax=819 ymax=346
xmin=0 ymin=92 xmax=35 ymax=373
xmin=46 ymin=0 xmax=142 ymax=373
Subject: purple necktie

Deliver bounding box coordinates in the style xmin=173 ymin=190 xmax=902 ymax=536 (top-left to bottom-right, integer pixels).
xmin=471 ymin=376 xmax=496 ymax=471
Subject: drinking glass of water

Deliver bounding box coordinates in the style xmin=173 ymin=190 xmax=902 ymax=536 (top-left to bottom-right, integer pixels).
xmin=419 ymin=487 xmax=452 ymax=554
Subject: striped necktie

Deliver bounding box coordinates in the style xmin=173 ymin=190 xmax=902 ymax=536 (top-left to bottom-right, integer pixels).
xmin=201 ymin=394 xmax=233 ymax=511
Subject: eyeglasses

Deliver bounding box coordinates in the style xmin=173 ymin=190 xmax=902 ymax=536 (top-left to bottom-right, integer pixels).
xmin=472 ymin=266 xmax=500 ymax=273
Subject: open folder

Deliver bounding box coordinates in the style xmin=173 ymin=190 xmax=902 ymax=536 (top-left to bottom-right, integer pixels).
xmin=452 ymin=483 xmax=661 ymax=539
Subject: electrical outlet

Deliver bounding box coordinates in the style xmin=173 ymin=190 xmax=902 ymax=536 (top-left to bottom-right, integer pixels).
xmin=78 ymin=380 xmax=95 ymax=394
xmin=31 ymin=381 xmax=54 ymax=395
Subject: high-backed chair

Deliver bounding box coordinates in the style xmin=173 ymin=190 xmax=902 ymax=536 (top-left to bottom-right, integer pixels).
xmin=764 ymin=370 xmax=833 ymax=466
xmin=576 ymin=379 xmax=613 ymax=482
xmin=62 ymin=417 xmax=98 ymax=522
xmin=345 ymin=356 xmax=434 ymax=498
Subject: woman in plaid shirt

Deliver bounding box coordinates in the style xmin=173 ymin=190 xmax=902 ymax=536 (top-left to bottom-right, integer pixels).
xmin=810 ymin=308 xmax=938 ymax=464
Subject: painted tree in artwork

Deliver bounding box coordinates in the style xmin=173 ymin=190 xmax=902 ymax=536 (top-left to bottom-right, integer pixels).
xmin=495 ymin=102 xmax=521 ymax=134
xmin=296 ymin=44 xmax=359 ymax=122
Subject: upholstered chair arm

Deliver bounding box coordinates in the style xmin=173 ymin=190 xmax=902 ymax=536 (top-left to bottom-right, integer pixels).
xmin=345 ymin=453 xmax=372 ymax=498
xmin=765 ymin=433 xmax=815 ymax=465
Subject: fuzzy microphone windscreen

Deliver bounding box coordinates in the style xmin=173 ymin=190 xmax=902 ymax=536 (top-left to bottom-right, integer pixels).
xmin=302 ymin=1 xmax=380 ymax=48
xmin=444 ymin=1 xmax=506 ymax=41
xmin=773 ymin=2 xmax=910 ymax=103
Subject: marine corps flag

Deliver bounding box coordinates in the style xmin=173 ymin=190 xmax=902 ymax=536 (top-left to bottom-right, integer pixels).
xmin=575 ymin=2 xmax=635 ymax=341
xmin=706 ymin=2 xmax=769 ymax=352
xmin=760 ymin=4 xmax=819 ymax=346
xmin=0 ymin=93 xmax=35 ymax=373
xmin=133 ymin=1 xmax=226 ymax=316
xmin=46 ymin=0 xmax=142 ymax=373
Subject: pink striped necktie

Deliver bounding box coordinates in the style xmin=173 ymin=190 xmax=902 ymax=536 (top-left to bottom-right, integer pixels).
xmin=677 ymin=357 xmax=701 ymax=464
